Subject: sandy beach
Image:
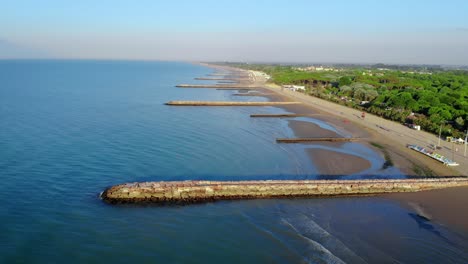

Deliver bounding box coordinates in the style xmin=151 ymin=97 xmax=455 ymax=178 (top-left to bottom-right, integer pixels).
xmin=198 ymin=65 xmax=380 ymax=176
xmin=307 ymin=148 xmax=371 ymax=175
xmin=288 ymin=119 xmax=342 ymax=138
xmin=288 ymin=120 xmax=373 ymax=174
xmin=263 ymin=77 xmax=468 ymax=234
xmin=256 ymin=72 xmax=468 ymax=234
xmin=259 ymin=82 xmax=463 ymax=177
xmin=203 ymin=63 xmax=468 ymax=234
xmin=201 ymin=64 xmax=468 ymax=177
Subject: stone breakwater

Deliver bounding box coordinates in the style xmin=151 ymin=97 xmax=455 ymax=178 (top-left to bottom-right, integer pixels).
xmin=101 ymin=178 xmax=468 ymax=204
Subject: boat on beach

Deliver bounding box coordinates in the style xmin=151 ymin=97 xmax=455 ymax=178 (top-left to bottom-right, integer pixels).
xmin=407 ymin=144 xmax=459 ymax=166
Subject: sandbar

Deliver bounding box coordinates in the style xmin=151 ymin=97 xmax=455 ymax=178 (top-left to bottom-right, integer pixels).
xmin=307 ymin=148 xmax=371 ymax=175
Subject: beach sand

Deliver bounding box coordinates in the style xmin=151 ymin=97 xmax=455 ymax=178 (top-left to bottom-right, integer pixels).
xmin=288 ymin=119 xmax=372 ymax=175
xmin=204 ymin=64 xmax=461 ymax=176
xmin=266 ymin=81 xmax=468 ymax=233
xmin=260 ymin=84 xmax=461 ymax=177
xmin=307 ymin=148 xmax=371 ymax=175
xmin=204 ymin=64 xmax=468 ymax=233
xmin=288 ymin=119 xmax=341 ymax=138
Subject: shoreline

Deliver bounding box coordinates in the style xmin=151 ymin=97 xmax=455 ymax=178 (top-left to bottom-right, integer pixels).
xmin=200 ymin=62 xmax=468 ymax=234
xmin=200 ymin=63 xmax=406 ymax=175
xmin=260 ymin=85 xmax=464 ymax=177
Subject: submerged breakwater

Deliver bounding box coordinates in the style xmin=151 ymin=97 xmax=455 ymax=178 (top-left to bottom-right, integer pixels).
xmin=101 ymin=178 xmax=468 ymax=204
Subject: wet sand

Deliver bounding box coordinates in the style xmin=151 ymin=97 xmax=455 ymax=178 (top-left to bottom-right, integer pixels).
xmin=383 ymin=187 xmax=468 ymax=233
xmin=203 ymin=63 xmax=454 ymax=176
xmin=204 ymin=63 xmax=468 ymax=234
xmin=283 ymin=101 xmax=375 ymax=176
xmin=260 ymin=83 xmax=460 ymax=177
xmin=288 ymin=120 xmax=372 ymax=174
xmin=307 ymin=149 xmax=371 ymax=175
xmin=260 ymin=78 xmax=468 ymax=234
xmin=202 ymin=64 xmax=377 ymax=176
xmin=268 ymin=79 xmax=468 ymax=234
xmin=288 ymin=119 xmax=341 ymax=138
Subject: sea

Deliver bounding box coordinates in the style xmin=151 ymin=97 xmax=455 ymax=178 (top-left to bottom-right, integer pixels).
xmin=1 ymin=60 xmax=467 ymax=263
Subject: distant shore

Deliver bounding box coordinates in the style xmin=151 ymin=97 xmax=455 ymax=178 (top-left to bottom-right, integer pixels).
xmin=199 ymin=63 xmax=404 ymax=175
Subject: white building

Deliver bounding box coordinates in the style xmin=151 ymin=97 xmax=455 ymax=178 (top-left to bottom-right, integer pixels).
xmin=282 ymin=85 xmax=305 ymax=92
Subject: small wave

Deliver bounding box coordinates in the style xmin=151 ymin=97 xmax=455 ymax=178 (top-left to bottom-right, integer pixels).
xmin=282 ymin=214 xmax=367 ymax=264
xmin=282 ymin=218 xmax=346 ymax=264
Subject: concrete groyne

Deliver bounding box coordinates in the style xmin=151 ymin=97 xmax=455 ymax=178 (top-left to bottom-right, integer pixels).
xmin=276 ymin=138 xmax=359 ymax=143
xmin=165 ymin=101 xmax=301 ymax=106
xmin=250 ymin=114 xmax=320 ymax=118
xmin=101 ymin=178 xmax=468 ymax=204
xmin=208 ymin=74 xmax=245 ymax=77
xmin=176 ymin=84 xmax=256 ymax=88
xmin=194 ymin=77 xmax=247 ymax=81
xmin=216 ymin=88 xmax=254 ymax=90
xmin=233 ymin=93 xmax=273 ymax=96
xmin=208 ymin=73 xmax=229 ymax=76
xmin=217 ymin=81 xmax=238 ymax=84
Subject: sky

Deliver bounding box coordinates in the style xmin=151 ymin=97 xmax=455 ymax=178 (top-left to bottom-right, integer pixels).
xmin=1 ymin=0 xmax=468 ymax=64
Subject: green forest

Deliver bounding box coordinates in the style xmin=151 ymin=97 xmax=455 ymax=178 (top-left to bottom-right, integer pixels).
xmin=229 ymin=63 xmax=468 ymax=138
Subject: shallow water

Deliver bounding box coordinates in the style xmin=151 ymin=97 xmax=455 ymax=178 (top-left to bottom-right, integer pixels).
xmin=1 ymin=60 xmax=467 ymax=263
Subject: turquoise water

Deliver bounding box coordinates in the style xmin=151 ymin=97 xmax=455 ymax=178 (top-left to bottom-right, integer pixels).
xmin=1 ymin=60 xmax=467 ymax=263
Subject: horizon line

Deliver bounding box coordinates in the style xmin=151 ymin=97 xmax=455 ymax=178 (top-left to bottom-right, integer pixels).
xmin=0 ymin=58 xmax=467 ymax=67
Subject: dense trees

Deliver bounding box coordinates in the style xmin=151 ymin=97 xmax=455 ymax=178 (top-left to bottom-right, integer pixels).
xmin=339 ymin=76 xmax=352 ymax=86
xmin=228 ymin=63 xmax=468 ymax=137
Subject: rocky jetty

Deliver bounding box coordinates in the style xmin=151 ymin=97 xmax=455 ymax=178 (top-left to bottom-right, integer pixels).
xmin=101 ymin=178 xmax=468 ymax=204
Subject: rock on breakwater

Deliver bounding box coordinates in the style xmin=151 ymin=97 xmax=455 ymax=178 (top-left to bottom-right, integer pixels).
xmin=101 ymin=178 xmax=468 ymax=204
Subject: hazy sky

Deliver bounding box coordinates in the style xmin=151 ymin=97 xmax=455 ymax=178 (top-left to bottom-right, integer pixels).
xmin=1 ymin=0 xmax=468 ymax=64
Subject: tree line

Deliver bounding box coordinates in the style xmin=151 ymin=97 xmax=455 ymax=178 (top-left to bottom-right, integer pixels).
xmin=227 ymin=63 xmax=468 ymax=138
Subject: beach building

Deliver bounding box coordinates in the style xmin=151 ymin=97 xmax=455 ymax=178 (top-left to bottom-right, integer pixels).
xmin=282 ymin=85 xmax=305 ymax=92
xmin=447 ymin=137 xmax=466 ymax=144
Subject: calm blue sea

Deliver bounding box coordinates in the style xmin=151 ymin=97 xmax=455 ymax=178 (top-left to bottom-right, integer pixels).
xmin=1 ymin=60 xmax=467 ymax=263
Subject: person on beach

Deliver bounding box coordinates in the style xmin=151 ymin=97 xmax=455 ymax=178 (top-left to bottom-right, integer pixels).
xmin=361 ymin=112 xmax=366 ymax=119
